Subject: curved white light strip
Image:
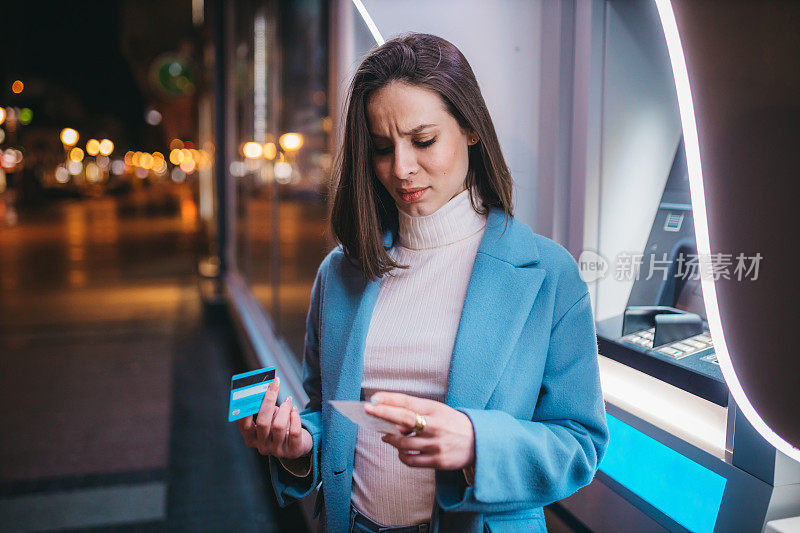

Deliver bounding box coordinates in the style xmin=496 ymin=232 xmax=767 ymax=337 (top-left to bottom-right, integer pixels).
xmin=352 ymin=0 xmax=385 ymax=45
xmin=654 ymin=0 xmax=800 ymax=463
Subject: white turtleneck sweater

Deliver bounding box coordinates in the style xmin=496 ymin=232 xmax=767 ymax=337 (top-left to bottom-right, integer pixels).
xmin=351 ymin=187 xmax=488 ymax=526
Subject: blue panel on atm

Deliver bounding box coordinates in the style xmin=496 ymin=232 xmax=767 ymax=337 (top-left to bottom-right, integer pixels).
xmin=599 ymin=414 xmax=727 ymax=533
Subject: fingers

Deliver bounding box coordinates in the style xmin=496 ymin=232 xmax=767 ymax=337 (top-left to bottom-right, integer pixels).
xmin=269 ymin=396 xmax=293 ymax=452
xmin=364 ymin=402 xmax=418 ymax=429
xmin=370 ymin=392 xmax=434 ymax=413
xmin=398 ymin=450 xmax=440 ymax=468
xmin=254 ymin=377 xmax=280 ymax=440
xmin=286 ymin=405 xmax=303 ymax=455
xmin=381 ymin=434 xmax=439 ymax=454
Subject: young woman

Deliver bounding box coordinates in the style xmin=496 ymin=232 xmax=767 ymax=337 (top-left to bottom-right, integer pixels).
xmin=237 ymin=32 xmax=609 ymax=533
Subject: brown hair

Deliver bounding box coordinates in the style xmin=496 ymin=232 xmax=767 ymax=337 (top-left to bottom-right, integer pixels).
xmin=330 ymin=32 xmax=514 ymax=280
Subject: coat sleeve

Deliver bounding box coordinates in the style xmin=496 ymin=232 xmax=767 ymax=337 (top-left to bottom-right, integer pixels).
xmin=268 ymin=260 xmax=326 ymax=507
xmin=437 ymin=291 xmax=609 ymax=513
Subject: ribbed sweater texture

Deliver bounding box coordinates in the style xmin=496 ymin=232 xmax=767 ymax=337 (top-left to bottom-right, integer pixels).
xmin=351 ymin=187 xmax=488 ymax=526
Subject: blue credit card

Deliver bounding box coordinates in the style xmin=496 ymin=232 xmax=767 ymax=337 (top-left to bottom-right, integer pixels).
xmin=228 ymin=366 xmax=276 ymax=422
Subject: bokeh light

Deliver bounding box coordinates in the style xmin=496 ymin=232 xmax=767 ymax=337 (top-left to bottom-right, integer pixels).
xmin=179 ymin=159 xmax=196 ymax=173
xmin=111 ymin=160 xmax=125 ymax=175
xmin=279 ymin=133 xmax=303 ymax=152
xmin=171 ymin=167 xmax=186 ymax=183
xmin=243 ymin=142 xmax=263 ymax=159
xmin=139 ymin=152 xmax=154 ymax=170
xmin=274 ymin=161 xmax=293 ymax=183
xmin=12 ymin=80 xmax=24 ymax=94
xmin=69 ymin=147 xmax=85 ymax=162
xmin=263 ymin=142 xmax=277 ymax=160
xmin=153 ymin=159 xmax=168 ymax=175
xmin=85 ymin=162 xmax=101 ymax=183
xmin=67 ymin=160 xmax=83 ymax=175
xmin=55 ymin=165 xmax=70 ymax=183
xmin=86 ymin=139 xmax=101 ymax=156
xmin=170 ymin=139 xmax=184 ymax=151
xmin=19 ymin=108 xmax=33 ymax=125
xmin=145 ymin=109 xmax=162 ymax=125
xmin=99 ymin=139 xmax=114 ymax=156
xmin=60 ymin=128 xmax=79 ymax=146
xmin=169 ymin=149 xmax=184 ymax=165
xmin=0 ymin=108 xmax=5 ymax=126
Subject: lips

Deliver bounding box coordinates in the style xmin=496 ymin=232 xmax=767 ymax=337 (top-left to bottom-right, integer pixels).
xmin=397 ymin=187 xmax=429 ymax=203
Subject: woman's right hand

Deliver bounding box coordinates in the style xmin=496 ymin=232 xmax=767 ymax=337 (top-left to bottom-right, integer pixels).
xmin=236 ymin=377 xmax=313 ymax=459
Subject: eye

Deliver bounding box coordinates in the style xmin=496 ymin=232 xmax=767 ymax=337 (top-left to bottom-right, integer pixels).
xmin=414 ymin=137 xmax=436 ymax=148
xmin=371 ymin=137 xmax=436 ymax=156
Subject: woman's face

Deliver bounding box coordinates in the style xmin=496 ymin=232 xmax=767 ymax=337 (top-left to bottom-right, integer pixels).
xmin=366 ymin=81 xmax=474 ymax=217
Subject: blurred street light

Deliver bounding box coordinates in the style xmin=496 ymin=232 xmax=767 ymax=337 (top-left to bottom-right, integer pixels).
xmin=19 ymin=108 xmax=32 ymax=125
xmin=67 ymin=160 xmax=83 ymax=175
xmin=111 ymin=160 xmax=124 ymax=175
xmin=279 ymin=133 xmax=303 ymax=152
xmin=139 ymin=153 xmax=154 ymax=170
xmin=179 ymin=159 xmax=196 ymax=173
xmin=169 ymin=149 xmax=184 ymax=165
xmin=274 ymin=161 xmax=293 ymax=183
xmin=55 ymin=165 xmax=70 ymax=183
xmin=60 ymin=128 xmax=79 ymax=146
xmin=86 ymin=139 xmax=101 ymax=156
xmin=99 ymin=139 xmax=114 ymax=156
xmin=263 ymin=142 xmax=277 ymax=160
xmin=145 ymin=109 xmax=162 ymax=125
xmin=243 ymin=142 xmax=263 ymax=159
xmin=0 ymin=108 xmax=6 ymax=126
xmin=69 ymin=147 xmax=85 ymax=162
xmin=86 ymin=162 xmax=101 ymax=183
xmin=12 ymin=80 xmax=24 ymax=94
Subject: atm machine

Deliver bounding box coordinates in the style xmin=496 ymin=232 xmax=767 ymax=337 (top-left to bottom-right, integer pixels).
xmin=563 ymin=136 xmax=800 ymax=532
xmin=556 ymin=1 xmax=800 ymax=531
xmin=595 ymin=139 xmax=727 ymax=406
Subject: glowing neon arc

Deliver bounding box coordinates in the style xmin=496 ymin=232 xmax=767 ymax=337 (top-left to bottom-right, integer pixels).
xmin=654 ymin=0 xmax=800 ymax=463
xmin=352 ymin=0 xmax=385 ymax=45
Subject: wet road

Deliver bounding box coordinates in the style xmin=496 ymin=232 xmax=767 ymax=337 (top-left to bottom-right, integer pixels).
xmin=0 ymin=189 xmax=300 ymax=531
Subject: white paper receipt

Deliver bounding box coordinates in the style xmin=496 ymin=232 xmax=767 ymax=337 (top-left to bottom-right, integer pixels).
xmin=329 ymin=400 xmax=403 ymax=435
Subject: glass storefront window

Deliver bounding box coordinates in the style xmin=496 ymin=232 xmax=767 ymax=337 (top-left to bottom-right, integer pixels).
xmin=228 ymin=0 xmax=333 ymax=362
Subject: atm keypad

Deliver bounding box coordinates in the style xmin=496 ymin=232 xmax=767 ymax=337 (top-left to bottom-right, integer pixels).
xmin=622 ymin=329 xmax=714 ymax=360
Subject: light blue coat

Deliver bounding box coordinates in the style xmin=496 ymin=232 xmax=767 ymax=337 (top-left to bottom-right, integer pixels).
xmin=269 ymin=206 xmax=609 ymax=532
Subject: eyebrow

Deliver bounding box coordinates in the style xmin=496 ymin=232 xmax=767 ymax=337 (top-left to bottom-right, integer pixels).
xmin=370 ymin=123 xmax=437 ymax=139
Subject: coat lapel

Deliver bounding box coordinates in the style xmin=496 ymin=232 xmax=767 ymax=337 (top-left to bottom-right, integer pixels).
xmin=323 ymin=207 xmax=545 ymax=411
xmin=445 ymin=208 xmax=545 ymax=409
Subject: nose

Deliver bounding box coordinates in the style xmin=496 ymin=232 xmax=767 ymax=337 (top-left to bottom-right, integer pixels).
xmin=392 ymin=143 xmax=419 ymax=180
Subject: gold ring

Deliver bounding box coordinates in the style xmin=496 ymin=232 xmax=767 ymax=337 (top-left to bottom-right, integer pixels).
xmin=412 ymin=413 xmax=427 ymax=434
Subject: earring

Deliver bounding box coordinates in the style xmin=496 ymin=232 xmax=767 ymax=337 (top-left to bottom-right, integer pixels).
xmin=470 ymin=137 xmax=479 ymax=144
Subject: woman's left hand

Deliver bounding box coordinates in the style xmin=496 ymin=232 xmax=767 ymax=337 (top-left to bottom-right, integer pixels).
xmin=363 ymin=392 xmax=475 ymax=470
